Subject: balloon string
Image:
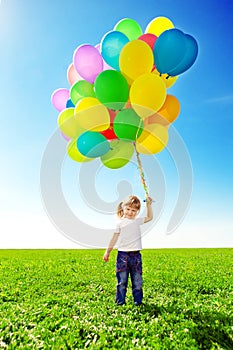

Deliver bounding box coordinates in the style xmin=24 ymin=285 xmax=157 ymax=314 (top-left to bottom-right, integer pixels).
xmin=133 ymin=142 xmax=149 ymax=200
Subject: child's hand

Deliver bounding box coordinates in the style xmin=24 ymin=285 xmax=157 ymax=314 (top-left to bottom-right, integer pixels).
xmin=103 ymin=252 xmax=110 ymax=262
xmin=146 ymin=196 xmax=153 ymax=205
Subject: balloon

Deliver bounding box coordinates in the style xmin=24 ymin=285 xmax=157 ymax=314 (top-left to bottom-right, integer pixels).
xmin=66 ymin=99 xmax=75 ymax=108
xmin=70 ymin=80 xmax=95 ymax=105
xmin=52 ymin=17 xmax=198 ymax=170
xmin=144 ymin=95 xmax=180 ymax=126
xmin=61 ymin=132 xmax=71 ymax=142
xmin=138 ymin=33 xmax=157 ymax=50
xmin=114 ymin=18 xmax=143 ymax=41
xmin=67 ymin=63 xmax=82 ymax=85
xmin=145 ymin=16 xmax=174 ymax=37
xmin=113 ymin=108 xmax=144 ymax=142
xmin=74 ymin=97 xmax=110 ymax=132
xmin=167 ymin=34 xmax=198 ymax=76
xmin=136 ymin=123 xmax=168 ymax=154
xmin=119 ymin=40 xmax=154 ymax=83
xmin=73 ymin=44 xmax=103 ymax=83
xmin=152 ymin=67 xmax=178 ymax=88
xmin=153 ymin=29 xmax=187 ymax=74
xmin=100 ymin=109 xmax=118 ymax=140
xmin=144 ymin=113 xmax=165 ymax=127
xmin=67 ymin=139 xmax=93 ymax=163
xmin=130 ymin=73 xmax=166 ymax=119
xmin=157 ymin=94 xmax=180 ymax=124
xmin=94 ymin=70 xmax=129 ymax=110
xmin=77 ymin=131 xmax=110 ymax=158
xmin=101 ymin=31 xmax=129 ymax=70
xmin=100 ymin=124 xmax=117 ymax=140
xmin=57 ymin=108 xmax=84 ymax=139
xmin=101 ymin=139 xmax=134 ymax=169
xmin=95 ymin=44 xmax=114 ymax=70
xmin=51 ymin=88 xmax=70 ymax=112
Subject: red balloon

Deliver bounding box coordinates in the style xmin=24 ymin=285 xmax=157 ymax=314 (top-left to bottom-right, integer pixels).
xmin=108 ymin=109 xmax=117 ymax=123
xmin=138 ymin=33 xmax=157 ymax=50
xmin=101 ymin=124 xmax=117 ymax=140
xmin=100 ymin=109 xmax=118 ymax=140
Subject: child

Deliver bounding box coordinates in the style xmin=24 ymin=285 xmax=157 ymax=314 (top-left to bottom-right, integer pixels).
xmin=103 ymin=195 xmax=153 ymax=306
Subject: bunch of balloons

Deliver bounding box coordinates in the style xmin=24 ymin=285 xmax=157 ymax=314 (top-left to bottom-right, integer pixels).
xmin=51 ymin=16 xmax=198 ymax=169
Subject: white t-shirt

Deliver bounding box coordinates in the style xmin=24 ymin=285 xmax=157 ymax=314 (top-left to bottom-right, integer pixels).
xmin=115 ymin=216 xmax=145 ymax=251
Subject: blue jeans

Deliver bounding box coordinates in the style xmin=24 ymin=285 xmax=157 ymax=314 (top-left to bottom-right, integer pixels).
xmin=116 ymin=251 xmax=143 ymax=305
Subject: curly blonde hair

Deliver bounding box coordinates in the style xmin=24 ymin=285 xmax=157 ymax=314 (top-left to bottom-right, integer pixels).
xmin=116 ymin=195 xmax=141 ymax=218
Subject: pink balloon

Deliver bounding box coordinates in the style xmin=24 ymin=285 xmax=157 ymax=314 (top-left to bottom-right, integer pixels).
xmin=73 ymin=44 xmax=103 ymax=83
xmin=95 ymin=44 xmax=114 ymax=71
xmin=51 ymin=88 xmax=70 ymax=112
xmin=138 ymin=33 xmax=157 ymax=50
xmin=67 ymin=63 xmax=82 ymax=85
xmin=61 ymin=132 xmax=71 ymax=142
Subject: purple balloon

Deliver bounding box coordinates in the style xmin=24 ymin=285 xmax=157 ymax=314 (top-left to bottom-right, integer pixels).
xmin=51 ymin=88 xmax=70 ymax=112
xmin=73 ymin=44 xmax=104 ymax=83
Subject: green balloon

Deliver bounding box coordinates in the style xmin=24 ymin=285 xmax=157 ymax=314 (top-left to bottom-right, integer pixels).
xmin=70 ymin=80 xmax=95 ymax=105
xmin=114 ymin=18 xmax=143 ymax=41
xmin=94 ymin=70 xmax=129 ymax=110
xmin=101 ymin=139 xmax=134 ymax=169
xmin=113 ymin=108 xmax=144 ymax=142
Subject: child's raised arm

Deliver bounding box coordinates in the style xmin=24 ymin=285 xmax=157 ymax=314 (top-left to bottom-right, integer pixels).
xmin=144 ymin=197 xmax=153 ymax=223
xmin=103 ymin=232 xmax=119 ymax=262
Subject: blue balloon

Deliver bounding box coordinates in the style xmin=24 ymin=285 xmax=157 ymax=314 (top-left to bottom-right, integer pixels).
xmin=167 ymin=34 xmax=198 ymax=76
xmin=153 ymin=29 xmax=186 ymax=74
xmin=66 ymin=99 xmax=75 ymax=108
xmin=101 ymin=30 xmax=129 ymax=70
xmin=77 ymin=131 xmax=110 ymax=158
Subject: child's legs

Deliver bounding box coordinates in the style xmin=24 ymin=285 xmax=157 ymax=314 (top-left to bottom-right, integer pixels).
xmin=116 ymin=270 xmax=129 ymax=304
xmin=116 ymin=251 xmax=129 ymax=305
xmin=129 ymin=252 xmax=143 ymax=304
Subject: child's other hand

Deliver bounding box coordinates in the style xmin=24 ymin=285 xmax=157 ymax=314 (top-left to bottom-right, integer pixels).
xmin=103 ymin=252 xmax=110 ymax=262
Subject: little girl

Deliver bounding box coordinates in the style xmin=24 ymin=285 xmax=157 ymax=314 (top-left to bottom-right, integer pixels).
xmin=103 ymin=195 xmax=153 ymax=306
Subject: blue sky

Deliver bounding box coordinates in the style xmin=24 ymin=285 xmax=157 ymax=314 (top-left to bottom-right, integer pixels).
xmin=0 ymin=0 xmax=232 ymax=248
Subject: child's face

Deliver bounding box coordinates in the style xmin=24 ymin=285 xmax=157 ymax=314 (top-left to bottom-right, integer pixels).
xmin=123 ymin=205 xmax=138 ymax=219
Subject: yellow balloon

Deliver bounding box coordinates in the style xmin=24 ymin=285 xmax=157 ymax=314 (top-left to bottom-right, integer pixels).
xmin=152 ymin=68 xmax=178 ymax=88
xmin=57 ymin=108 xmax=84 ymax=139
xmin=145 ymin=16 xmax=174 ymax=37
xmin=136 ymin=123 xmax=168 ymax=154
xmin=130 ymin=73 xmax=166 ymax=119
xmin=67 ymin=139 xmax=93 ymax=162
xmin=74 ymin=97 xmax=110 ymax=132
xmin=119 ymin=40 xmax=154 ymax=83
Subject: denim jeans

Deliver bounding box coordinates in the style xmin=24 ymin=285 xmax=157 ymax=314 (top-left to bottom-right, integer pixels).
xmin=116 ymin=251 xmax=143 ymax=305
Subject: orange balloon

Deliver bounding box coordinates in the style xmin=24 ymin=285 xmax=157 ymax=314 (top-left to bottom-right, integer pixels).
xmin=144 ymin=94 xmax=180 ymax=126
xmin=157 ymin=94 xmax=180 ymax=124
xmin=144 ymin=113 xmax=168 ymax=127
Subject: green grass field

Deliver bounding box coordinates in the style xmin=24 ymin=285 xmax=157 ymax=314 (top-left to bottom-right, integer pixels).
xmin=0 ymin=248 xmax=232 ymax=349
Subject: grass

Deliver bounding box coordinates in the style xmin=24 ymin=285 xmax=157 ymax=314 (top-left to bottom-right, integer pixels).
xmin=0 ymin=248 xmax=232 ymax=349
